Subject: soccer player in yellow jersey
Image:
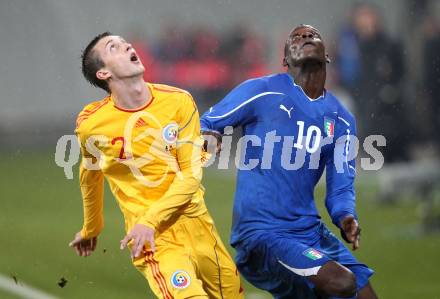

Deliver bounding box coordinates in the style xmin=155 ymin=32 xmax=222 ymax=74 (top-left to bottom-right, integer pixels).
xmin=68 ymin=32 xmax=243 ymax=299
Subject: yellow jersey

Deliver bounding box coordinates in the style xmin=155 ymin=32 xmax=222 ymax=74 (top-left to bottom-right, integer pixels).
xmin=75 ymin=83 xmax=207 ymax=239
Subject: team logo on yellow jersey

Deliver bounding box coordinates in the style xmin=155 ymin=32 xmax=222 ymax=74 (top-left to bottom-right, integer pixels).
xmin=171 ymin=270 xmax=191 ymax=289
xmin=162 ymin=123 xmax=178 ymax=144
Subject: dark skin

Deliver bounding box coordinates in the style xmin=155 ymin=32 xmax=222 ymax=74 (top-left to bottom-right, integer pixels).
xmin=284 ymin=25 xmax=364 ymax=250
xmin=283 ymin=25 xmax=327 ymax=99
xmin=284 ymin=25 xmax=377 ymax=299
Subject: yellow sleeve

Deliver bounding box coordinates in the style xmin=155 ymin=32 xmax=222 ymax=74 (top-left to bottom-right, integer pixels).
xmin=76 ymin=130 xmax=105 ymax=239
xmin=137 ymin=93 xmax=203 ymax=230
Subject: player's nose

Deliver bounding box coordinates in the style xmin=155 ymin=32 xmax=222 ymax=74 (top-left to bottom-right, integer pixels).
xmin=125 ymin=43 xmax=133 ymax=52
xmin=301 ymin=33 xmax=314 ymax=40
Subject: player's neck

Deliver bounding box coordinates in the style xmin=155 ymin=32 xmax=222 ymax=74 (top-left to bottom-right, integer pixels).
xmin=288 ymin=61 xmax=326 ymax=99
xmin=109 ymin=76 xmax=151 ymax=110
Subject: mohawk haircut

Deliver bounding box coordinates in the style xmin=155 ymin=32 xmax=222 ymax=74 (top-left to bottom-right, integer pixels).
xmin=81 ymin=32 xmax=112 ymax=93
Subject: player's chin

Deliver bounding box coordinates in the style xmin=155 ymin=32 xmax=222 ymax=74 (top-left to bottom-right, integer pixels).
xmin=125 ymin=67 xmax=145 ymax=78
xmin=300 ymin=54 xmax=326 ymax=64
xmin=136 ymin=62 xmax=145 ymax=71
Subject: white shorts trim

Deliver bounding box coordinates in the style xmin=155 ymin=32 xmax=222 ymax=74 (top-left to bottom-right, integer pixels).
xmin=278 ymin=259 xmax=322 ymax=277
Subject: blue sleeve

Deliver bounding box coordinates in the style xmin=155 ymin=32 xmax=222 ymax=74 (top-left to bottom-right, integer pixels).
xmin=325 ymin=106 xmax=357 ymax=228
xmin=200 ymin=78 xmax=266 ymax=134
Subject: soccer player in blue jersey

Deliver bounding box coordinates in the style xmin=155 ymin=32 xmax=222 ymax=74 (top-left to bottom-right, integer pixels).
xmin=200 ymin=25 xmax=378 ymax=298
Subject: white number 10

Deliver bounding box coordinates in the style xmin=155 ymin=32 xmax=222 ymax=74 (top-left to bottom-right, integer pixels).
xmin=293 ymin=121 xmax=321 ymax=153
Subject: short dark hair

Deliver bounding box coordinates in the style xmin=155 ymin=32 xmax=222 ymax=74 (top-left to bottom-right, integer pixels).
xmin=81 ymin=32 xmax=112 ymax=93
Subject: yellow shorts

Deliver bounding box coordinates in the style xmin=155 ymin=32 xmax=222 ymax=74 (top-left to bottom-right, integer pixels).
xmin=132 ymin=212 xmax=244 ymax=299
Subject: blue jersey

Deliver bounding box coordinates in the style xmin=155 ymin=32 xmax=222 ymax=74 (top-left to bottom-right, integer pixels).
xmin=200 ymin=73 xmax=357 ymax=246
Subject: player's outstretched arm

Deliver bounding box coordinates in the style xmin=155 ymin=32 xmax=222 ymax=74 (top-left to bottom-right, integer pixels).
xmin=69 ymin=231 xmax=98 ymax=257
xmin=340 ymin=215 xmax=361 ymax=250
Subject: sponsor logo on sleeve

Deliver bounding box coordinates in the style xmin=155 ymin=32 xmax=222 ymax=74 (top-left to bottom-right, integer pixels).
xmin=162 ymin=123 xmax=178 ymax=144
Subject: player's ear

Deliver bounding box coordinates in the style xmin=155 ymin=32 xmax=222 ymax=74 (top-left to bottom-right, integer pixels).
xmin=326 ymin=53 xmax=331 ymax=64
xmin=96 ymin=68 xmax=111 ymax=80
xmin=282 ymin=57 xmax=288 ymax=67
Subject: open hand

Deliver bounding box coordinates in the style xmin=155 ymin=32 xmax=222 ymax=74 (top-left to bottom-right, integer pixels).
xmin=340 ymin=215 xmax=361 ymax=251
xmin=120 ymin=224 xmax=155 ymax=258
xmin=69 ymin=231 xmax=98 ymax=257
xmin=202 ymin=131 xmax=222 ymax=154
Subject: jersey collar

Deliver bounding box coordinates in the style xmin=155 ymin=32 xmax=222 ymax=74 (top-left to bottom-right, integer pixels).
xmin=285 ymin=73 xmax=326 ymax=102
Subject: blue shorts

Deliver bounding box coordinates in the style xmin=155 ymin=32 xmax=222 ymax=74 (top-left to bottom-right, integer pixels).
xmin=234 ymin=222 xmax=374 ymax=299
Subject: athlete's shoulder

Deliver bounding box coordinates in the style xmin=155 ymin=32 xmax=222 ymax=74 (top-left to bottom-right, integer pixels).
xmin=239 ymin=73 xmax=283 ymax=88
xmin=326 ymin=91 xmax=353 ymax=115
xmin=325 ymin=90 xmax=356 ymax=127
xmin=227 ymin=73 xmax=284 ymax=99
xmin=150 ymin=83 xmax=191 ymax=97
xmin=75 ymin=97 xmax=111 ymax=131
xmin=150 ymin=83 xmax=194 ymax=106
xmin=150 ymin=83 xmax=197 ymax=119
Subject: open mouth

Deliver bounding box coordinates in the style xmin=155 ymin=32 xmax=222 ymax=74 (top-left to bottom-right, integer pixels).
xmin=302 ymin=41 xmax=316 ymax=48
xmin=130 ymin=53 xmax=139 ymax=62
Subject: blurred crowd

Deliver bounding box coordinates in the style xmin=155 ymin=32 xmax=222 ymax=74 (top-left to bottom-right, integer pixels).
xmin=130 ymin=23 xmax=270 ymax=110
xmin=131 ymin=3 xmax=440 ymax=164
xmin=332 ymin=3 xmax=440 ymax=163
